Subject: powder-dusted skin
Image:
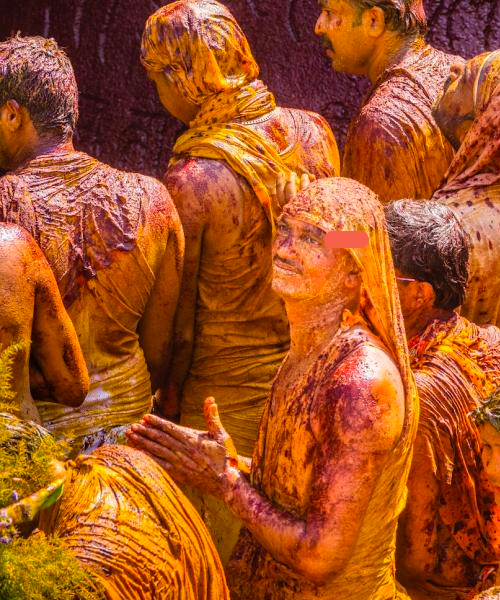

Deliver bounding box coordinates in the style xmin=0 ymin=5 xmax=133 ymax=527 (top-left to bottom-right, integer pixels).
xmin=343 ymin=42 xmax=458 ymax=202
xmin=39 ymin=445 xmax=229 ymax=600
xmin=0 ymin=151 xmax=183 ymax=444
xmin=398 ymin=314 xmax=500 ymax=599
xmin=172 ymin=106 xmax=339 ymax=456
xmin=0 ymin=225 xmax=87 ymax=423
xmin=228 ymin=327 xmax=412 ymax=600
xmin=434 ymin=52 xmax=500 ymax=327
xmin=227 ymin=178 xmax=417 ymax=600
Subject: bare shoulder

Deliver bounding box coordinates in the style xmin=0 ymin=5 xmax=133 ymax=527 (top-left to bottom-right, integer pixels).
xmin=0 ymin=223 xmax=41 ymax=257
xmin=166 ymin=157 xmax=247 ymax=200
xmin=165 ymin=157 xmax=252 ymax=222
xmin=312 ymin=343 xmax=405 ymax=452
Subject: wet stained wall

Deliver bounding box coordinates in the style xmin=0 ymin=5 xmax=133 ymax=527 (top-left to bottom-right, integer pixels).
xmin=2 ymin=0 xmax=500 ymax=179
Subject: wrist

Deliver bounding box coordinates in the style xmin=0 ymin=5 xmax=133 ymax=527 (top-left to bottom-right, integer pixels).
xmin=220 ymin=465 xmax=243 ymax=505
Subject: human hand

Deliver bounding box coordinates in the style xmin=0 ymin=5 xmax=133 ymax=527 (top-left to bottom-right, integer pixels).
xmin=127 ymin=397 xmax=238 ymax=497
xmin=272 ymin=171 xmax=313 ymax=212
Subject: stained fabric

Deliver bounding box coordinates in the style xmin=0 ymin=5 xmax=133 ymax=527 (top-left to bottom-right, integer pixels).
xmin=406 ymin=313 xmax=500 ymax=598
xmin=228 ymin=178 xmax=418 ymax=600
xmin=343 ymin=41 xmax=457 ymax=202
xmin=38 ymin=444 xmax=229 ymax=600
xmin=433 ymin=51 xmax=500 ymax=326
xmin=0 ymin=150 xmax=183 ymax=449
xmin=141 ymin=0 xmax=339 ymax=563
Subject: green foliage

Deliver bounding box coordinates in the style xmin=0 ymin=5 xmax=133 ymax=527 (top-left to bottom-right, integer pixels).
xmin=0 ymin=342 xmax=26 ymax=413
xmin=0 ymin=418 xmax=66 ymax=511
xmin=471 ymin=388 xmax=500 ymax=431
xmin=0 ymin=536 xmax=105 ymax=600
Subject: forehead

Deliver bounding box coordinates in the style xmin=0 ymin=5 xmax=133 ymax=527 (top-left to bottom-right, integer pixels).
xmin=280 ymin=214 xmax=328 ymax=235
xmin=318 ymin=0 xmax=350 ymax=10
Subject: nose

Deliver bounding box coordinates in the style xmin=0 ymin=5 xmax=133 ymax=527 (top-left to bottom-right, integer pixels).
xmin=315 ymin=12 xmax=325 ymax=36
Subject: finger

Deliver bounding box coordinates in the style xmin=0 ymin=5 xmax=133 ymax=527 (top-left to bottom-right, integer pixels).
xmin=141 ymin=414 xmax=199 ymax=443
xmin=204 ymin=397 xmax=225 ymax=437
xmin=300 ymin=173 xmax=310 ymax=191
xmin=276 ymin=172 xmax=286 ymax=207
xmin=127 ymin=432 xmax=198 ymax=471
xmin=284 ymin=172 xmax=297 ymax=203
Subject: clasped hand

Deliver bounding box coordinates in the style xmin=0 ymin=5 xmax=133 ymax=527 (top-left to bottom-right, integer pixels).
xmin=127 ymin=397 xmax=239 ymax=498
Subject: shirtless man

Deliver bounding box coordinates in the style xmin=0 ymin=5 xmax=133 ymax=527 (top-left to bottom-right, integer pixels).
xmin=129 ymin=178 xmax=418 ymax=599
xmin=0 ymin=224 xmax=88 ymax=423
xmin=0 ymin=35 xmax=183 ymax=454
xmin=141 ymin=0 xmax=339 ymax=560
xmin=315 ymin=0 xmax=460 ymax=201
xmin=385 ymin=200 xmax=500 ymax=599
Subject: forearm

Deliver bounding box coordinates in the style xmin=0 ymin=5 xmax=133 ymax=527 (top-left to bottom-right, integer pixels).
xmin=222 ymin=469 xmax=308 ymax=570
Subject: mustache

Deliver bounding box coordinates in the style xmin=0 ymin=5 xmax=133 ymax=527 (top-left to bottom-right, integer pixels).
xmin=273 ymin=255 xmax=303 ymax=273
xmin=320 ymin=36 xmax=333 ymax=51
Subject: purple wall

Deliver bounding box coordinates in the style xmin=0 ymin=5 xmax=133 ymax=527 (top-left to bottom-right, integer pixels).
xmin=2 ymin=0 xmax=500 ymax=179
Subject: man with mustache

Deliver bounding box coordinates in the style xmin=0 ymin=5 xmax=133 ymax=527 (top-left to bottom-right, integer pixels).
xmin=315 ymin=0 xmax=461 ymax=202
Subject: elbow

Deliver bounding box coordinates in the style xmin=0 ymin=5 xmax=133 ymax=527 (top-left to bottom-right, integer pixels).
xmin=62 ymin=370 xmax=89 ymax=407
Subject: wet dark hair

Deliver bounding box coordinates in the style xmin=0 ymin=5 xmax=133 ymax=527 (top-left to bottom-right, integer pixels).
xmin=349 ymin=0 xmax=428 ymax=36
xmin=0 ymin=35 xmax=78 ymax=141
xmin=385 ymin=200 xmax=470 ymax=310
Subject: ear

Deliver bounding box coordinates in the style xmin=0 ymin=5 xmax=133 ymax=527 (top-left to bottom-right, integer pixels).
xmin=345 ymin=265 xmax=362 ymax=289
xmin=362 ymin=6 xmax=386 ymax=38
xmin=0 ymin=100 xmax=23 ymax=133
xmin=415 ymin=281 xmax=436 ymax=308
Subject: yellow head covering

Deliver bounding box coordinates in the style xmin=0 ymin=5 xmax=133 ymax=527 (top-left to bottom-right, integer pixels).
xmin=282 ymin=177 xmax=417 ymax=439
xmin=141 ymin=0 xmax=259 ymax=105
xmin=435 ymin=50 xmax=500 ymax=198
xmin=141 ymin=0 xmax=294 ymax=231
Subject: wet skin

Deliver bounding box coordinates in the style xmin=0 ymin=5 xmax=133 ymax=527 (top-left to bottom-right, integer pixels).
xmin=128 ymin=213 xmax=406 ymax=585
xmin=0 ymin=224 xmax=88 ymax=421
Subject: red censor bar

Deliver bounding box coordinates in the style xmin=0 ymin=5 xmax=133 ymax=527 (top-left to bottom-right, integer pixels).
xmin=324 ymin=231 xmax=369 ymax=248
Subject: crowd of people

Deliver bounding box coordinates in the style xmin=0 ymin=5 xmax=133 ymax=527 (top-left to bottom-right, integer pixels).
xmin=0 ymin=0 xmax=500 ymax=599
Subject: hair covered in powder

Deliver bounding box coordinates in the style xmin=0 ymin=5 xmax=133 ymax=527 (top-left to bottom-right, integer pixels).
xmin=140 ymin=0 xmax=259 ymax=105
xmin=0 ymin=35 xmax=78 ymax=140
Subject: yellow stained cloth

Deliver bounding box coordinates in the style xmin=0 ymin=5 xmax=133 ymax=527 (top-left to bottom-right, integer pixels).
xmin=229 ymin=178 xmax=418 ymax=600
xmin=406 ymin=313 xmax=500 ymax=598
xmin=433 ymin=51 xmax=500 ymax=326
xmin=39 ymin=444 xmax=229 ymax=600
xmin=343 ymin=41 xmax=457 ymax=202
xmin=0 ymin=151 xmax=182 ymax=448
xmin=142 ymin=0 xmax=339 ymax=564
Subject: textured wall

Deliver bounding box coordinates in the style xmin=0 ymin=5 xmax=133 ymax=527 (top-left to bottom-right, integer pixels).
xmin=2 ymin=0 xmax=500 ymax=179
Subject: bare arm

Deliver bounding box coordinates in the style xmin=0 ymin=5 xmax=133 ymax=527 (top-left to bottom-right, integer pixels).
xmin=28 ymin=239 xmax=89 ymax=407
xmin=138 ymin=188 xmax=184 ymax=398
xmin=397 ymin=420 xmax=440 ymax=587
xmin=129 ymin=345 xmax=405 ymax=584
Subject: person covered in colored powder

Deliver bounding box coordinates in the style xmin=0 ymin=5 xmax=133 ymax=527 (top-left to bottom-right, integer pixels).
xmin=129 ymin=177 xmax=418 ymax=600
xmin=385 ymin=200 xmax=500 ymax=600
xmin=315 ymin=0 xmax=461 ymax=202
xmin=0 ymin=412 xmax=230 ymax=600
xmin=0 ymin=35 xmax=184 ymax=455
xmin=140 ymin=0 xmax=340 ymax=561
xmin=469 ymin=390 xmax=500 ymax=599
xmin=432 ymin=51 xmax=500 ymax=327
xmin=0 ymin=224 xmax=88 ymax=424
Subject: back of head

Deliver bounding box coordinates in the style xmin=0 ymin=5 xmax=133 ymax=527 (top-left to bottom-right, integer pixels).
xmin=0 ymin=35 xmax=78 ymax=142
xmin=349 ymin=0 xmax=427 ymax=36
xmin=385 ymin=200 xmax=470 ymax=310
xmin=141 ymin=0 xmax=259 ymax=105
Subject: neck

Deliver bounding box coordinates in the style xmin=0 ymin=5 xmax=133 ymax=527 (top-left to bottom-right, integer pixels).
xmin=367 ymin=34 xmax=421 ymax=84
xmin=407 ymin=307 xmax=454 ymax=340
xmin=11 ymin=137 xmax=74 ymax=171
xmin=285 ymin=295 xmax=357 ymax=360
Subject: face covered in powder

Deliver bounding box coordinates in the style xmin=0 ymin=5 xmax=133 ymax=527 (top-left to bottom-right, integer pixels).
xmin=272 ymin=214 xmax=361 ymax=304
